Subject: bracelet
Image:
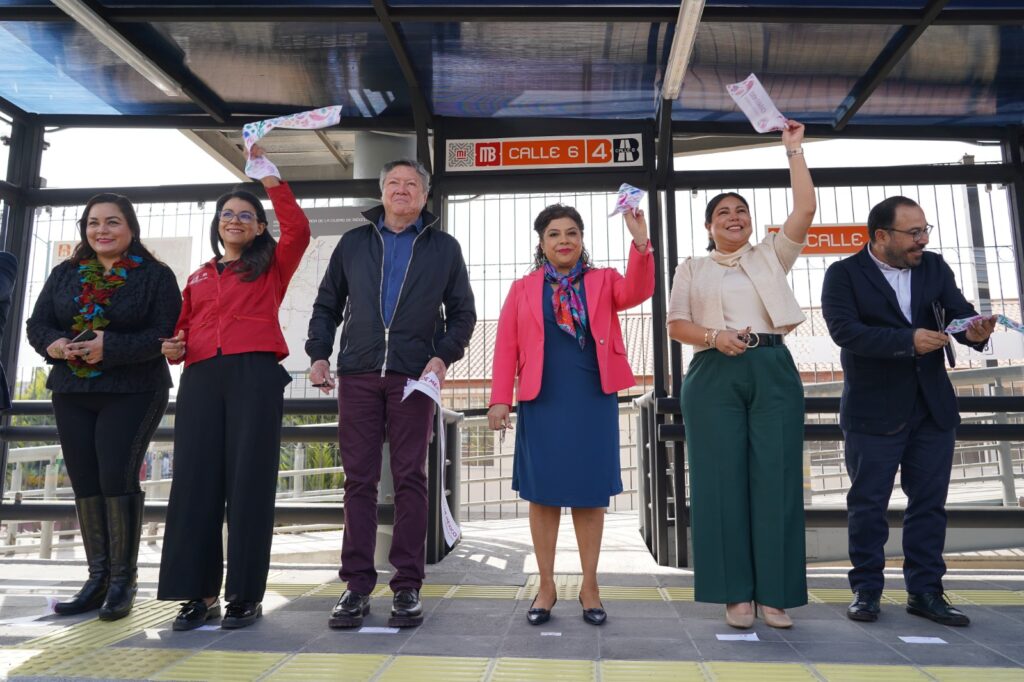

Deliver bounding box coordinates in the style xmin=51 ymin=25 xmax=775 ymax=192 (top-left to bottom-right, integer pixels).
xmin=703 ymin=328 xmax=712 ymax=347
xmin=786 ymin=147 xmax=803 ymax=158
xmin=709 ymin=329 xmax=721 ymax=349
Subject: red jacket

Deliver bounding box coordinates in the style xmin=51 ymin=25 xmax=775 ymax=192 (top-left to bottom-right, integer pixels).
xmin=173 ymin=183 xmax=310 ymax=367
xmin=489 ymin=242 xmax=654 ymax=406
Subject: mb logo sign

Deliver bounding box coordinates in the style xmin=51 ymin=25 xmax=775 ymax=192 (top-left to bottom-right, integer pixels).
xmin=446 ymin=133 xmax=645 ymax=172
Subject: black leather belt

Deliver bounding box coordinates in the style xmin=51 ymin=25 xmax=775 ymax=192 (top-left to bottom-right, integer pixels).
xmin=742 ymin=332 xmax=786 ymax=348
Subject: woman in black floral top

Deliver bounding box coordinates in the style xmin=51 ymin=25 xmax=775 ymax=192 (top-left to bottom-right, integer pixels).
xmin=26 ymin=193 xmax=181 ymax=621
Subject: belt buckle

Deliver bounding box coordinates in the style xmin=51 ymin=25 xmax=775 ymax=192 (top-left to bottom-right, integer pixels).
xmin=745 ymin=332 xmax=760 ymax=348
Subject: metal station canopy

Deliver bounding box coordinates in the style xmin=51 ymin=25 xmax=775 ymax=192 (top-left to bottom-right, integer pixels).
xmin=1 ymin=2 xmax=1021 ymax=129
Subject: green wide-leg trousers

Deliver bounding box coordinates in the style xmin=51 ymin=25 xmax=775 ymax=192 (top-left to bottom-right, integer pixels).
xmin=681 ymin=346 xmax=808 ymax=608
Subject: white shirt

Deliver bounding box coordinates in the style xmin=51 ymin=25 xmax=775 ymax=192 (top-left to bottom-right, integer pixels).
xmin=868 ymin=246 xmax=912 ymax=323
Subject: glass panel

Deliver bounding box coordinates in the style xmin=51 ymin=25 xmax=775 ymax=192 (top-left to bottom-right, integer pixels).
xmin=158 ymin=21 xmax=412 ymax=117
xmin=860 ymin=24 xmax=1024 ymax=125
xmin=674 ymin=23 xmax=900 ymax=125
xmin=402 ymin=21 xmax=668 ymax=118
xmin=0 ymin=21 xmax=192 ymax=115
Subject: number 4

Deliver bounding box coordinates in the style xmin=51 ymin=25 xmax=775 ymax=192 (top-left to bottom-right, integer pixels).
xmin=591 ymin=142 xmax=608 ymax=161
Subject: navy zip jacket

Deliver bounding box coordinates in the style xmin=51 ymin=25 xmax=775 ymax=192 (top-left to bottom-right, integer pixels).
xmin=305 ymin=205 xmax=476 ymax=377
xmin=821 ymin=246 xmax=984 ymax=435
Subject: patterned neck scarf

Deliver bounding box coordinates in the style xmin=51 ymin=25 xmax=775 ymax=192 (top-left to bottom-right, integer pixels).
xmin=543 ymin=260 xmax=590 ymax=349
xmin=69 ymin=254 xmax=143 ymax=379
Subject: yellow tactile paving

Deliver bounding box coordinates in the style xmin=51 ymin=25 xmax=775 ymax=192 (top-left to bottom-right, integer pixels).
xmin=43 ymin=646 xmax=192 ymax=679
xmin=17 ymin=599 xmax=180 ymax=651
xmin=0 ymin=648 xmax=45 ymax=678
xmin=812 ymin=664 xmax=931 ymax=681
xmin=2 ymin=646 xmax=84 ymax=678
xmin=490 ymin=657 xmax=595 ymax=681
xmin=808 ymin=588 xmax=855 ymax=604
xmin=263 ymin=653 xmax=388 ymax=681
xmin=601 ymin=660 xmax=705 ymax=681
xmin=705 ymin=662 xmax=816 ymax=681
xmin=661 ymin=586 xmax=696 ymax=601
xmin=450 ymin=585 xmax=522 ymax=599
xmin=377 ymin=655 xmax=490 ymax=682
xmin=309 ymin=582 xmax=348 ymax=597
xmin=151 ymin=650 xmax=286 ymax=681
xmin=946 ymin=590 xmax=1024 ymax=606
xmin=520 ymin=575 xmax=662 ymax=601
xmin=925 ymin=666 xmax=1024 ymax=681
xmin=264 ymin=583 xmax=322 ymax=598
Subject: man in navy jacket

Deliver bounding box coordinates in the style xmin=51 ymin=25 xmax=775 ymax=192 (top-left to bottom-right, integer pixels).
xmin=822 ymin=196 xmax=995 ymax=627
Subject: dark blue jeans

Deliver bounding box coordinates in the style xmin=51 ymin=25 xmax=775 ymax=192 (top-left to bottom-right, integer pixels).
xmin=844 ymin=396 xmax=956 ymax=595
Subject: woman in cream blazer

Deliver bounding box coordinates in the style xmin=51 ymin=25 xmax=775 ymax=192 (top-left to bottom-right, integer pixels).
xmin=667 ymin=120 xmax=815 ymax=629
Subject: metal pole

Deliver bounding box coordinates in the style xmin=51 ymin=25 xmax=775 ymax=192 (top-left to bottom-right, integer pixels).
xmin=294 ymin=443 xmax=305 ymax=498
xmin=0 ymin=118 xmax=45 ymax=506
xmin=39 ymin=462 xmax=56 ymax=559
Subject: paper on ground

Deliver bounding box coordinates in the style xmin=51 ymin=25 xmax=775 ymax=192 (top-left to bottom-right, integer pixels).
xmin=727 ymin=74 xmax=787 ymax=133
xmin=899 ymin=635 xmax=947 ymax=644
xmin=242 ymin=106 xmax=343 ymax=180
xmin=716 ymin=633 xmax=760 ymax=641
xmin=402 ymin=372 xmax=462 ymax=547
xmin=359 ymin=626 xmax=401 ymax=634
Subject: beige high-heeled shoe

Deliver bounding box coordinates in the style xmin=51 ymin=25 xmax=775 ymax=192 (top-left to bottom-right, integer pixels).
xmin=725 ymin=602 xmax=754 ymax=629
xmin=756 ymin=603 xmax=793 ymax=628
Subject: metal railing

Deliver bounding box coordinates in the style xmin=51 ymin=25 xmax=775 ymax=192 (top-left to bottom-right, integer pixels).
xmin=639 ymin=392 xmax=1024 ymax=568
xmin=0 ymin=399 xmax=460 ymax=564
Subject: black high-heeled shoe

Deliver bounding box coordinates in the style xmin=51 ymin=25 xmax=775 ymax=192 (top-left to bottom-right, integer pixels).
xmin=526 ymin=595 xmax=556 ymax=625
xmin=579 ymin=596 xmax=607 ymax=626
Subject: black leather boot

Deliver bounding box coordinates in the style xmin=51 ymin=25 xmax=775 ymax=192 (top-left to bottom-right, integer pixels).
xmin=98 ymin=492 xmax=144 ymax=621
xmin=54 ymin=496 xmax=108 ymax=616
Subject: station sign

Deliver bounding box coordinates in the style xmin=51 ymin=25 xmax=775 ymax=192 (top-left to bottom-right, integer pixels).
xmin=767 ymin=224 xmax=868 ymax=255
xmin=445 ymin=134 xmax=644 ymax=172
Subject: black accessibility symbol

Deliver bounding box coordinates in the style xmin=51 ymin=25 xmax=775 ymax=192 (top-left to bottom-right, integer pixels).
xmin=612 ymin=137 xmax=640 ymax=163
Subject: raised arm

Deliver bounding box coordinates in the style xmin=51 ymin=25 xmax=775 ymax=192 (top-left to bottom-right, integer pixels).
xmin=610 ymin=209 xmax=655 ymax=311
xmin=780 ymin=120 xmax=816 ymax=245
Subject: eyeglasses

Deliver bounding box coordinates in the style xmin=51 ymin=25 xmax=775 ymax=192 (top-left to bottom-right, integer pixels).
xmin=886 ymin=224 xmax=933 ymax=242
xmin=219 ymin=210 xmax=256 ymax=223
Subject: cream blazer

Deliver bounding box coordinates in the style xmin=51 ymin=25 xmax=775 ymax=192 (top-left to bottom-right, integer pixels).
xmin=667 ymin=231 xmax=806 ymax=353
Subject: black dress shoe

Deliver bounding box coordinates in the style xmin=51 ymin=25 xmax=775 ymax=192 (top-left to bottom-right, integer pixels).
xmin=388 ymin=588 xmax=424 ymax=628
xmin=173 ymin=599 xmax=221 ymax=631
xmin=221 ymin=601 xmax=262 ymax=629
xmin=526 ymin=596 xmax=556 ymax=625
xmin=329 ymin=589 xmax=370 ymax=629
xmin=907 ymin=592 xmax=970 ymax=626
xmin=579 ymin=596 xmax=607 ymax=626
xmin=847 ymin=590 xmax=882 ymax=622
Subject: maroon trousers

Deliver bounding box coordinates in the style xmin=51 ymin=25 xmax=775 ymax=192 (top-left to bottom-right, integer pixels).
xmin=337 ymin=371 xmax=434 ymax=593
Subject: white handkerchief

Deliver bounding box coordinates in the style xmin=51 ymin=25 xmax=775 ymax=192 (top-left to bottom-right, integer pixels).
xmin=727 ymin=73 xmax=787 ymax=133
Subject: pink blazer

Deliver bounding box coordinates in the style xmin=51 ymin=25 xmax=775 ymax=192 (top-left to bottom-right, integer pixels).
xmin=489 ymin=242 xmax=655 ymax=406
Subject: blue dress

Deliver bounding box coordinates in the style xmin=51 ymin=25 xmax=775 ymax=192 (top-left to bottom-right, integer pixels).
xmin=513 ymin=278 xmax=622 ymax=508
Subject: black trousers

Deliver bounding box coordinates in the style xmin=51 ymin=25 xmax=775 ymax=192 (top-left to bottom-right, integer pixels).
xmin=52 ymin=390 xmax=168 ymax=497
xmin=844 ymin=394 xmax=956 ymax=595
xmin=157 ymin=353 xmax=287 ymax=603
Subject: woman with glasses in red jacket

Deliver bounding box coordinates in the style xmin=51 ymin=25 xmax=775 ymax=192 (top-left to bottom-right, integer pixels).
xmin=157 ymin=145 xmax=310 ymax=631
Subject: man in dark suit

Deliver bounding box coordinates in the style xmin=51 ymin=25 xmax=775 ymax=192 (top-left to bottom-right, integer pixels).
xmin=821 ymin=196 xmax=995 ymax=626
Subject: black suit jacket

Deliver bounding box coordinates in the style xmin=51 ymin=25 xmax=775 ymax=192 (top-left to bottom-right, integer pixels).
xmin=821 ymin=246 xmax=983 ymax=435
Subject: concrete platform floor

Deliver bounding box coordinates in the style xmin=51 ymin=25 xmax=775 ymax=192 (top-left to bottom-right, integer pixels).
xmin=0 ymin=513 xmax=1022 ymax=680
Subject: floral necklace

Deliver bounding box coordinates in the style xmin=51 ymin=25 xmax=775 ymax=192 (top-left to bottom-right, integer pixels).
xmin=68 ymin=254 xmax=143 ymax=378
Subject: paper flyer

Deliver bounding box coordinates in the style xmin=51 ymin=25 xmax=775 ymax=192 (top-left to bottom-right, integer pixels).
xmin=945 ymin=314 xmax=1022 ymax=334
xmin=726 ymin=73 xmax=787 ymax=133
xmin=402 ymin=372 xmax=462 ymax=547
xmin=241 ymin=105 xmax=343 ymax=180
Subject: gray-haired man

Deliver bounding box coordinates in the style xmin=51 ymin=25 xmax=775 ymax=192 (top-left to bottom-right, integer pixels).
xmin=306 ymin=159 xmax=476 ymax=629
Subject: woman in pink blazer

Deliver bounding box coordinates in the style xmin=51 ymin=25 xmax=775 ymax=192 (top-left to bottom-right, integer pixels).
xmin=488 ymin=203 xmax=653 ymax=627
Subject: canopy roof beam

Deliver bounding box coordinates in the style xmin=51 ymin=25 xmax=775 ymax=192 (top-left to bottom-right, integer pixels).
xmin=832 ymin=0 xmax=951 ymax=131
